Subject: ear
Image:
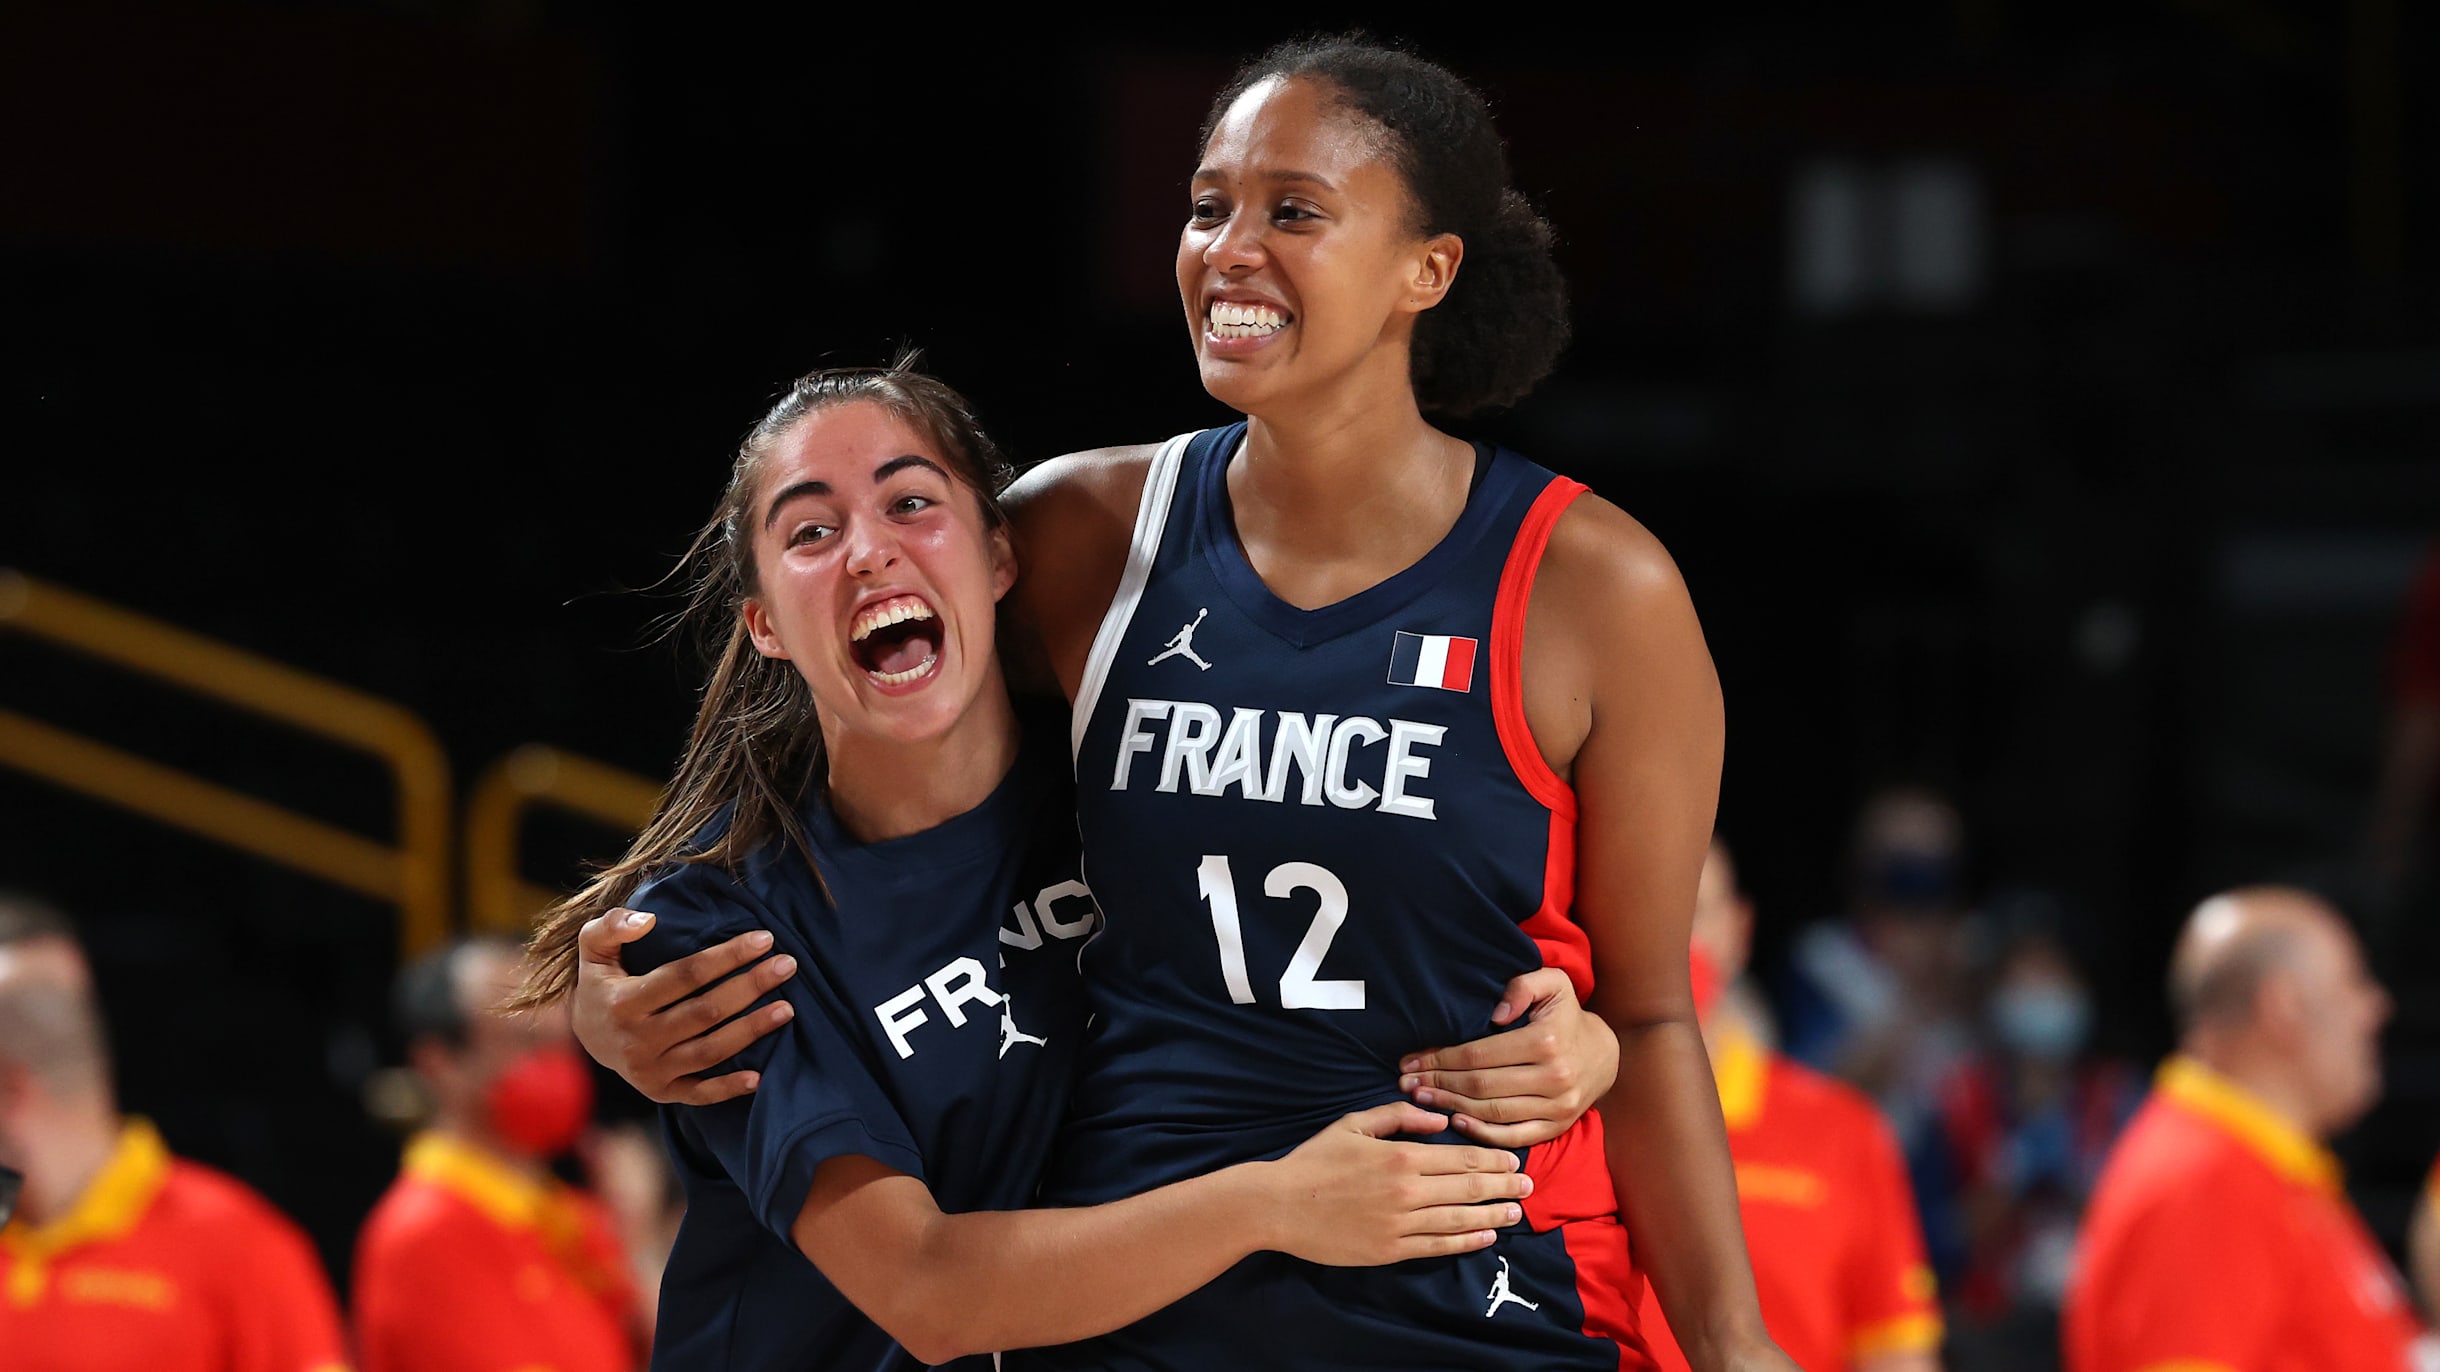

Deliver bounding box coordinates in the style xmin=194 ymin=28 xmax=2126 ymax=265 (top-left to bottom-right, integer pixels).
xmin=739 ymin=599 xmax=790 ymax=660
xmin=2255 ymin=970 xmax=2306 ymax=1040
xmin=987 ymin=524 xmax=1019 ymax=603
xmin=1403 ymin=232 xmax=1465 ymax=315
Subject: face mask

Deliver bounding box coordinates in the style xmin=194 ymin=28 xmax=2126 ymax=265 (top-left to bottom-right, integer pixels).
xmin=1689 ymin=945 xmax=1724 ymax=1018
xmin=483 ymin=1047 xmax=594 ymax=1158
xmin=1867 ymin=851 xmax=1958 ymax=909
xmin=1991 ymin=983 xmax=2092 ymax=1062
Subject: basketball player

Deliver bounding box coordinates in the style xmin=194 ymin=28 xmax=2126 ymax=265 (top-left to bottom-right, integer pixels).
xmin=518 ymin=363 xmax=1553 ymax=1371
xmin=578 ymin=35 xmax=1790 ymax=1371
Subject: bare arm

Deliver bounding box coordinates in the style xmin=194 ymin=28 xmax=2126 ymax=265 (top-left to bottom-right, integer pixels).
xmin=2413 ymin=1175 xmax=2440 ymax=1323
xmin=790 ymin=1102 xmax=1527 ymax=1365
xmin=1530 ymin=497 xmax=1791 ymax=1372
xmin=1859 ymin=1352 xmax=1943 ymax=1372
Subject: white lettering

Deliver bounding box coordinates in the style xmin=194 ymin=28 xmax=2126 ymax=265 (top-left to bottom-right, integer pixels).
xmin=1158 ymin=702 xmax=1224 ymax=793
xmin=1378 ymin=719 xmax=1447 ymax=820
xmin=1203 ymin=707 xmax=1266 ymax=797
xmin=1106 ymin=699 xmax=1440 ymax=819
xmin=1264 ymin=711 xmax=1336 ymax=805
xmin=1034 ymin=879 xmax=1101 ymax=940
xmin=1000 ymin=899 xmax=1043 ymax=951
xmin=924 ymin=956 xmax=1001 ymax=1028
xmin=876 ymin=985 xmax=930 ymax=1060
xmin=1112 ymin=700 xmax=1170 ymax=791
xmin=1325 ymin=716 xmax=1388 ymax=809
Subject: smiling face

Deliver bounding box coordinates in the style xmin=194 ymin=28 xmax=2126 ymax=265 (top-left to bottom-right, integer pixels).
xmin=738 ymin=400 xmax=1015 ymax=749
xmin=1178 ymin=75 xmax=1461 ymax=418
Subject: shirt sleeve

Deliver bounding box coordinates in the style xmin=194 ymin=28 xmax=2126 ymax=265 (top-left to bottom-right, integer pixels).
xmin=625 ymin=862 xmax=927 ymax=1248
xmin=218 ymin=1199 xmax=351 ymax=1372
xmin=2080 ymin=1184 xmax=2286 ymax=1372
xmin=1842 ymin=1103 xmax=1944 ymax=1363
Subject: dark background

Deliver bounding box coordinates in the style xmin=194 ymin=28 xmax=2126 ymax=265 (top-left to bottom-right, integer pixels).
xmin=3 ymin=3 xmax=2436 ymax=1364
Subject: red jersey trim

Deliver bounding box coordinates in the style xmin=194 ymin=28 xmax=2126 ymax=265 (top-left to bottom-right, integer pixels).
xmin=1493 ymin=476 xmax=1591 ymax=1001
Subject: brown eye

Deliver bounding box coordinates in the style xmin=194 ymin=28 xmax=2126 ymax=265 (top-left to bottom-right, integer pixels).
xmin=1190 ymin=196 xmax=1227 ymax=224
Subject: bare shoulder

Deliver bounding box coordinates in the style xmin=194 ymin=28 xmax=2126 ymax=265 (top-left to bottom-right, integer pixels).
xmin=1004 ymin=443 xmax=1161 ymax=530
xmin=1004 ymin=443 xmax=1165 ymax=698
xmin=1533 ymin=491 xmax=1696 ymax=629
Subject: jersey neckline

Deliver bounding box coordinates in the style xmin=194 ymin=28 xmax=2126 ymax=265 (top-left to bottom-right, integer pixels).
xmin=1191 ymin=423 xmax=1525 ymax=650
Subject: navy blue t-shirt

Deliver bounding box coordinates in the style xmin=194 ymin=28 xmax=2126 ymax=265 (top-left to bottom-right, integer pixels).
xmin=626 ymin=727 xmax=1093 ymax=1372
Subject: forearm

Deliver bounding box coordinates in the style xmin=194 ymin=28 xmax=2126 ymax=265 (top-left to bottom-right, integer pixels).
xmin=806 ymin=1161 xmax=1277 ymax=1362
xmin=1600 ymin=1017 xmax=1769 ymax=1371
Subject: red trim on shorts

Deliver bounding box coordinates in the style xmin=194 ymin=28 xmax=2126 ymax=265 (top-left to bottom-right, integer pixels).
xmin=1494 ymin=476 xmax=1592 ymax=1001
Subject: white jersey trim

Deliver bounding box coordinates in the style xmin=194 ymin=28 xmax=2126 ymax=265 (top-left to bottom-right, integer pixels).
xmin=1071 ymin=431 xmax=1195 ymax=764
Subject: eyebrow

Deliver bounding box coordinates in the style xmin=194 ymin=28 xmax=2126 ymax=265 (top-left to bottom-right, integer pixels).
xmin=1192 ymin=168 xmax=1340 ymax=192
xmin=762 ymin=454 xmax=953 ymax=530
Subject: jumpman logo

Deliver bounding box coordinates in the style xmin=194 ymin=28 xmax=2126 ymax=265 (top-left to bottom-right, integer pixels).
xmin=998 ymin=996 xmax=1049 ymax=1059
xmin=1483 ymin=1257 xmax=1539 ymax=1318
xmin=1147 ymin=608 xmax=1214 ymax=671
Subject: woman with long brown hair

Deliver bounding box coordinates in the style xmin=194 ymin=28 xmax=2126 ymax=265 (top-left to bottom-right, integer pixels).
xmin=516 ymin=357 xmax=1616 ymax=1371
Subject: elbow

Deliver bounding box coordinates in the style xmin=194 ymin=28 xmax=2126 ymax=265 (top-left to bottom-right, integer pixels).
xmin=859 ymin=1281 xmax=988 ymax=1365
xmin=874 ymin=1309 xmax=981 ymax=1367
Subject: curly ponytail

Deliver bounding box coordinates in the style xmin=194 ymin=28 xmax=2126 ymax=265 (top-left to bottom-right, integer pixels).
xmin=1204 ymin=34 xmax=1571 ymax=417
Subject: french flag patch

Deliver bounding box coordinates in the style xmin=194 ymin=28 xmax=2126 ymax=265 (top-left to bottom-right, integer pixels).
xmin=1387 ymin=631 xmax=1478 ymax=693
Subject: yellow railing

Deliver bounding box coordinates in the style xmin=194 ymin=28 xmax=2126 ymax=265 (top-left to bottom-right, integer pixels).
xmin=0 ymin=570 xmax=456 ymax=957
xmin=464 ymin=745 xmax=662 ymax=934
xmin=0 ymin=570 xmax=665 ymax=955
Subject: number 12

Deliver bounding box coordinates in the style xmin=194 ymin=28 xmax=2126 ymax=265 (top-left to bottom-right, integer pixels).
xmin=1196 ymin=854 xmax=1366 ymax=1010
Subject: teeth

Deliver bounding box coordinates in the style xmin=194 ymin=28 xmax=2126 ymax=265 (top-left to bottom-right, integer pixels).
xmin=1209 ymin=301 xmax=1286 ymax=338
xmin=851 ymin=596 xmax=936 ymax=642
xmin=869 ymin=652 xmax=938 ymax=686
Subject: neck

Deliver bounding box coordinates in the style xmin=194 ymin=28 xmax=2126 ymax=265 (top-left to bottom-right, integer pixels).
xmin=823 ymin=673 xmax=1021 ymax=843
xmin=1231 ymin=374 xmax=1471 ymax=579
xmin=12 ymin=1093 xmax=122 ymax=1227
xmin=426 ymin=1107 xmax=550 ymax=1183
xmin=2181 ymin=1035 xmax=2326 ymax=1141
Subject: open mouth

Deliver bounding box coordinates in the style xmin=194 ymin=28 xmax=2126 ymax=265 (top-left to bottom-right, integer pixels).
xmin=849 ymin=594 xmax=943 ymax=686
xmin=1208 ymin=300 xmax=1289 ymax=339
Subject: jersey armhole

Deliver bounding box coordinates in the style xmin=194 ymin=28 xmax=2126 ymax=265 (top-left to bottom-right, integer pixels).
xmin=1070 ymin=432 xmax=1194 ymax=764
xmin=1490 ymin=476 xmax=1587 ymax=816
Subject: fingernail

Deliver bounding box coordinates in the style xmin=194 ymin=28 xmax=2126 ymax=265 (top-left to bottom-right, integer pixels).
xmin=1413 ymin=1090 xmax=1435 ymax=1108
xmin=746 ymin=931 xmax=773 ymax=952
xmin=771 ymin=1001 xmax=795 ymax=1021
xmin=1519 ymin=1174 xmax=1534 ymax=1193
xmin=1505 ymin=1204 xmax=1522 ymax=1223
xmin=1398 ymin=1074 xmax=1420 ymax=1092
xmin=739 ymin=1073 xmax=760 ymax=1090
xmin=769 ymin=955 xmax=797 ymax=977
xmin=1399 ymin=1057 xmax=1421 ymax=1073
xmin=623 ymin=910 xmax=650 ymax=929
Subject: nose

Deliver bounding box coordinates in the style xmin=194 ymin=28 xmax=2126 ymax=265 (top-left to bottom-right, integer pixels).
xmin=844 ymin=518 xmax=901 ymax=579
xmin=1202 ymin=208 xmax=1265 ymax=275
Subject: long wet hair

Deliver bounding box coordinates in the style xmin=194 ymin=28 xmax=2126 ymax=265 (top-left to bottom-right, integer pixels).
xmin=514 ymin=355 xmax=1013 ymax=1008
xmin=1203 ymin=34 xmax=1572 ymax=417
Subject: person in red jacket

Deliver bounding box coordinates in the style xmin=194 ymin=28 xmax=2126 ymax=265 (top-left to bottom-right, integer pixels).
xmin=1638 ymin=841 xmax=1945 ymax=1372
xmin=353 ymin=936 xmax=642 ymax=1372
xmin=2064 ymin=885 xmax=2436 ymax=1372
xmin=0 ymin=893 xmax=349 ymax=1372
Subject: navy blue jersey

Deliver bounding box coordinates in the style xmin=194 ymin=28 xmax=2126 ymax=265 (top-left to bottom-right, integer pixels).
xmin=1013 ymin=425 xmax=1649 ymax=1369
xmin=628 ymin=723 xmax=1094 ymax=1372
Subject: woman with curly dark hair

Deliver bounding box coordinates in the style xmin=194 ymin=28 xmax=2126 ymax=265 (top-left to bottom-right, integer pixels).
xmin=579 ymin=34 xmax=1791 ymax=1372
